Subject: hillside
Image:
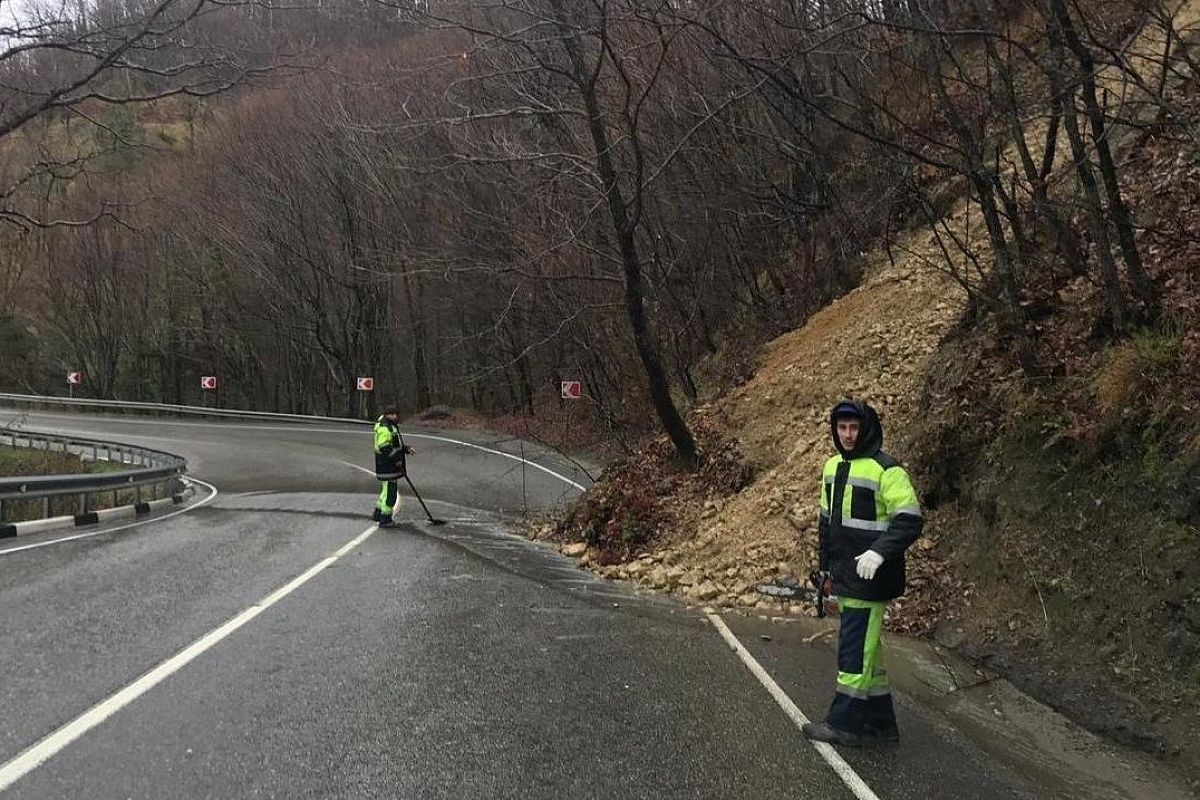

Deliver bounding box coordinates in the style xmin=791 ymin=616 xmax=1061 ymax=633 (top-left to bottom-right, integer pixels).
xmin=540 ymin=41 xmax=1200 ymax=793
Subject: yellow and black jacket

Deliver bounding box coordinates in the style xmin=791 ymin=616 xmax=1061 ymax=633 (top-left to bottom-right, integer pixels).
xmin=373 ymin=416 xmax=409 ymax=480
xmin=818 ymin=401 xmax=923 ymax=601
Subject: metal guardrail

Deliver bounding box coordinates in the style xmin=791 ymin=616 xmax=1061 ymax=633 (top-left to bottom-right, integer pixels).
xmin=0 ymin=392 xmax=372 ymax=427
xmin=0 ymin=429 xmax=187 ymax=521
xmin=0 ymin=391 xmax=356 ymax=523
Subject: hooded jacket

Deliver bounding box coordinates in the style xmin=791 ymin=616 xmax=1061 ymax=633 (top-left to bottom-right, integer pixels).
xmin=818 ymin=401 xmax=923 ymax=602
xmin=373 ymin=416 xmax=408 ymax=480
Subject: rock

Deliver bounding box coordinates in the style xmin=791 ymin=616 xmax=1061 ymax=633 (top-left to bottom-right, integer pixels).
xmin=688 ymin=581 xmax=720 ymax=601
xmin=562 ymin=542 xmax=588 ymax=558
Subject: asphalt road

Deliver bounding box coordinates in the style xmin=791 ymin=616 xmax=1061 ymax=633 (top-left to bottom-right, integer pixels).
xmin=0 ymin=410 xmax=1137 ymax=799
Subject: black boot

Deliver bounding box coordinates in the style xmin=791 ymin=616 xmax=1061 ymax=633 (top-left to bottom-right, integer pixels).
xmin=379 ymin=515 xmax=395 ymax=528
xmin=862 ymin=723 xmax=900 ymax=743
xmin=801 ymin=721 xmax=862 ymax=747
xmin=371 ymin=508 xmax=381 ymax=522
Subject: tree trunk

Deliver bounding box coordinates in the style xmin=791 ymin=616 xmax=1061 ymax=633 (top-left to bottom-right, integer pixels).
xmin=1058 ymin=82 xmax=1131 ymax=334
xmin=1049 ymin=0 xmax=1159 ymax=316
xmin=400 ymin=263 xmax=431 ymax=410
xmin=554 ymin=2 xmax=699 ymax=468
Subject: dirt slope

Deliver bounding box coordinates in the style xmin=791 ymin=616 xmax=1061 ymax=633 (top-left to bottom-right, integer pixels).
xmin=569 ymin=202 xmax=981 ymax=627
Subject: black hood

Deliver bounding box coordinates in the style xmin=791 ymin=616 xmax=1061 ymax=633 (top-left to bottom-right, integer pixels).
xmin=830 ymin=400 xmax=883 ymax=459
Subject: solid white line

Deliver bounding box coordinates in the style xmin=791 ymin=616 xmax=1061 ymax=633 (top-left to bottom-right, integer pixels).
xmin=399 ymin=434 xmax=588 ymax=491
xmin=0 ymin=522 xmax=379 ymax=793
xmin=15 ymin=413 xmax=590 ymax=492
xmin=336 ymin=455 xmax=584 ymax=493
xmin=706 ymin=612 xmax=882 ymax=800
xmin=0 ymin=478 xmax=219 ymax=557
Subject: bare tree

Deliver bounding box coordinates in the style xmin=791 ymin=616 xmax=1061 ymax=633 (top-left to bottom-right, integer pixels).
xmin=0 ymin=0 xmax=304 ymax=228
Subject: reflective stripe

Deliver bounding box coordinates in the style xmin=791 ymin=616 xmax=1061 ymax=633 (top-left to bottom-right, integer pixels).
xmin=835 ymin=683 xmax=890 ymax=698
xmin=846 ymin=477 xmax=880 ymax=491
xmin=840 ymin=519 xmax=889 ymax=532
xmin=892 ymin=505 xmax=922 ymax=518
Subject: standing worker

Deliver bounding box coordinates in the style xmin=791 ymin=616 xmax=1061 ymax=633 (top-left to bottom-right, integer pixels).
xmin=802 ymin=400 xmax=923 ymax=746
xmin=373 ymin=406 xmax=414 ymax=528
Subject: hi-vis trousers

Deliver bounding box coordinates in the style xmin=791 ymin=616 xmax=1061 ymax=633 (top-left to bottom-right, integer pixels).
xmin=826 ymin=597 xmax=897 ymax=734
xmin=377 ymin=480 xmax=399 ymax=518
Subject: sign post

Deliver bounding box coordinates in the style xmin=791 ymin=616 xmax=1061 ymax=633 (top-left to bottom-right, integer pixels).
xmin=200 ymin=375 xmax=218 ymax=408
xmin=67 ymin=371 xmax=82 ymax=399
xmin=356 ymin=377 xmax=374 ymax=419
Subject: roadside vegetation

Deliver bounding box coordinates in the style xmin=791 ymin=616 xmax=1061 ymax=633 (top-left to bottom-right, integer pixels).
xmin=0 ymin=447 xmax=152 ymax=523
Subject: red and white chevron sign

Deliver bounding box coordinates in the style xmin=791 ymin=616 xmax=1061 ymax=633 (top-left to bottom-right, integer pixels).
xmin=200 ymin=376 xmax=218 ymax=391
xmin=66 ymin=372 xmax=83 ymax=385
xmin=561 ymin=380 xmax=582 ymax=400
xmin=356 ymin=377 xmax=374 ymax=391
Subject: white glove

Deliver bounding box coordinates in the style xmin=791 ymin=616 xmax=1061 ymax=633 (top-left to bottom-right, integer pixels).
xmin=854 ymin=550 xmax=884 ymax=580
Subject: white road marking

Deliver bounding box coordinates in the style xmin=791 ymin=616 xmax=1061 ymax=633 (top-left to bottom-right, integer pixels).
xmin=398 ymin=434 xmax=588 ymax=491
xmin=337 ymin=438 xmax=586 ymax=492
xmin=0 ymin=478 xmax=220 ymax=558
xmin=0 ymin=523 xmax=379 ymax=793
xmin=706 ymin=612 xmax=882 ymax=800
xmin=12 ymin=413 xmax=590 ymax=491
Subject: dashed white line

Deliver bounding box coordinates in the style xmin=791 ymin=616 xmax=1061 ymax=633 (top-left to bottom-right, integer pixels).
xmin=706 ymin=612 xmax=882 ymax=800
xmin=0 ymin=522 xmax=379 ymax=793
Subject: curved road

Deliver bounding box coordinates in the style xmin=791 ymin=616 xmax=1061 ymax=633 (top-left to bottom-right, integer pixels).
xmin=0 ymin=410 xmax=1178 ymax=799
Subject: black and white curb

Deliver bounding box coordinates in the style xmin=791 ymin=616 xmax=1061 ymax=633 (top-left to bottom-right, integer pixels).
xmin=0 ymin=493 xmax=189 ymax=539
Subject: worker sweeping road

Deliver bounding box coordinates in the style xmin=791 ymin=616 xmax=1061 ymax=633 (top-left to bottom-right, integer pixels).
xmin=372 ymin=406 xmax=414 ymax=528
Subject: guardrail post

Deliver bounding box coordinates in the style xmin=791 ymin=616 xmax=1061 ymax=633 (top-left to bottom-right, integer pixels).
xmin=0 ymin=416 xmax=188 ymax=524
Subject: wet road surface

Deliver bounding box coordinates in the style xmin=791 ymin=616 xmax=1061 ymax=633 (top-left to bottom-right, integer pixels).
xmin=0 ymin=410 xmax=1185 ymax=799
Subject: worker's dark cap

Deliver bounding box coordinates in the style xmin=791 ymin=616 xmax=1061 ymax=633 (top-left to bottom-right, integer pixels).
xmin=833 ymin=401 xmax=863 ymax=419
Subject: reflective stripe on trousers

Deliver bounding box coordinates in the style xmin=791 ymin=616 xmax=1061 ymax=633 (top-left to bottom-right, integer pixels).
xmin=377 ymin=480 xmax=399 ymax=515
xmin=826 ymin=597 xmax=896 ymax=734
